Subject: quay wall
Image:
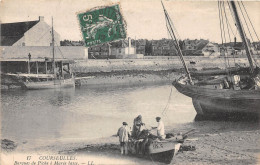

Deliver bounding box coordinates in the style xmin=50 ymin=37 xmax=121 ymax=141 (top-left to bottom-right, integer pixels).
xmin=71 ymin=57 xmax=257 ymax=87
xmin=72 ymin=57 xmax=253 ymax=73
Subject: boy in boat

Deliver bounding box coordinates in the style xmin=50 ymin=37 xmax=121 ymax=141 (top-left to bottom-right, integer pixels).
xmin=152 ymin=117 xmax=166 ymax=140
xmin=132 ymin=115 xmax=145 ymax=139
xmin=117 ymin=122 xmax=131 ymax=155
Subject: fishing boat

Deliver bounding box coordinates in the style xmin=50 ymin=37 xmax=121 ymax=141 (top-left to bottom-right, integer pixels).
xmin=1 ymin=18 xmax=75 ymax=90
xmin=128 ymin=130 xmax=187 ymax=164
xmin=162 ymin=1 xmax=260 ymax=118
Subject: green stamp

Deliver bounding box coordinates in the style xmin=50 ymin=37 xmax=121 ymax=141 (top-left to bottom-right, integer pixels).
xmin=77 ymin=4 xmax=127 ymax=47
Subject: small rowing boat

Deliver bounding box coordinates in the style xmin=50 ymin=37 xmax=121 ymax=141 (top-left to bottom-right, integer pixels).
xmin=128 ymin=130 xmax=187 ymax=164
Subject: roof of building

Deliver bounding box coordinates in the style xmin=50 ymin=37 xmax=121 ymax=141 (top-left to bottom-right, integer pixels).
xmin=196 ymin=40 xmax=209 ymax=50
xmin=1 ymin=20 xmax=39 ymax=46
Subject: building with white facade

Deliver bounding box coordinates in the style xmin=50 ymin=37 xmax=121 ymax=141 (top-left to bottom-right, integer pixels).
xmin=111 ymin=37 xmax=142 ymax=59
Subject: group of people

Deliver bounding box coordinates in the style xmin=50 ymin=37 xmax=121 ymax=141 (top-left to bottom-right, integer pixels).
xmin=117 ymin=115 xmax=165 ymax=155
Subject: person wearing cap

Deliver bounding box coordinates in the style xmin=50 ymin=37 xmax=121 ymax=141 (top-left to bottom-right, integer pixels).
xmin=152 ymin=117 xmax=166 ymax=140
xmin=117 ymin=122 xmax=131 ymax=155
xmin=132 ymin=115 xmax=145 ymax=139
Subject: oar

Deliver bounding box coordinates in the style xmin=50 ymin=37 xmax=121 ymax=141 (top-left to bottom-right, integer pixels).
xmin=182 ymin=129 xmax=196 ymax=136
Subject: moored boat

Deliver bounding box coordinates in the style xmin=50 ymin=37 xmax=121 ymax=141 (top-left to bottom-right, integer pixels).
xmin=174 ymin=77 xmax=260 ymax=116
xmin=1 ymin=58 xmax=75 ymax=90
xmin=128 ymin=130 xmax=186 ymax=164
xmin=1 ymin=18 xmax=75 ymax=90
xmin=162 ymin=1 xmax=260 ymax=118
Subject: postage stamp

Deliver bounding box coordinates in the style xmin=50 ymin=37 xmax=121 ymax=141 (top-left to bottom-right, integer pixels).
xmin=77 ymin=4 xmax=127 ymax=47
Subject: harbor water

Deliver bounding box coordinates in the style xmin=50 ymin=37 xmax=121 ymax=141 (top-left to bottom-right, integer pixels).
xmin=1 ymin=85 xmax=195 ymax=146
xmin=1 ymin=84 xmax=258 ymax=151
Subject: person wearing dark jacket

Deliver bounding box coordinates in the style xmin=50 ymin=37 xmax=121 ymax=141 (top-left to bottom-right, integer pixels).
xmin=132 ymin=115 xmax=144 ymax=139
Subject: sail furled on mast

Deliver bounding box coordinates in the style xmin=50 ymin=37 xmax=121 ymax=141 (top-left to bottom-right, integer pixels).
xmin=161 ymin=1 xmax=193 ymax=84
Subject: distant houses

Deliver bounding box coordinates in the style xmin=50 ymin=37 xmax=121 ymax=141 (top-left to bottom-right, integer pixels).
xmin=136 ymin=39 xmax=146 ymax=55
xmin=87 ymin=38 xmax=144 ymax=59
xmin=221 ymin=41 xmax=259 ymax=57
xmin=150 ymin=39 xmax=178 ymax=56
xmin=82 ymin=38 xmax=260 ymax=59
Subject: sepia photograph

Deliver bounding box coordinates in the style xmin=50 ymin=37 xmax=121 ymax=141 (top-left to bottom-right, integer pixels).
xmin=1 ymin=0 xmax=260 ymax=164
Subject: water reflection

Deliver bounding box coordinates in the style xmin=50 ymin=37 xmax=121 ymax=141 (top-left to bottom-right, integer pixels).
xmin=48 ymin=89 xmax=75 ymax=106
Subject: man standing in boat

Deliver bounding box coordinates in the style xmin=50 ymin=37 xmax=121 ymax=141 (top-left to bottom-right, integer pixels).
xmin=117 ymin=122 xmax=131 ymax=155
xmin=152 ymin=117 xmax=166 ymax=140
xmin=132 ymin=115 xmax=145 ymax=139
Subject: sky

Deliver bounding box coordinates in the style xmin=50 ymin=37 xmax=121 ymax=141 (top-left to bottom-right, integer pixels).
xmin=0 ymin=0 xmax=259 ymax=43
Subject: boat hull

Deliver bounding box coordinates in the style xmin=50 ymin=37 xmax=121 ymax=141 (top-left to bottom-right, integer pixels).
xmin=128 ymin=139 xmax=181 ymax=164
xmin=173 ymin=80 xmax=260 ymax=117
xmin=24 ymin=78 xmax=75 ymax=90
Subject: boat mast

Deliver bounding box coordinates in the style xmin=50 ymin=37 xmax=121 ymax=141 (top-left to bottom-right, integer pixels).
xmin=161 ymin=1 xmax=193 ymax=84
xmin=52 ymin=17 xmax=56 ymax=77
xmin=229 ymin=1 xmax=255 ymax=74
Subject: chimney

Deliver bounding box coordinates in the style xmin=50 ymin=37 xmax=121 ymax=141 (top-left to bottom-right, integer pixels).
xmin=39 ymin=16 xmax=44 ymax=22
xmin=128 ymin=37 xmax=131 ymax=55
xmin=128 ymin=37 xmax=131 ymax=48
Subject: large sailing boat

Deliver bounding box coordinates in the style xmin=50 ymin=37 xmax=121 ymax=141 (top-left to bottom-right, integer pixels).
xmin=162 ymin=1 xmax=260 ymax=117
xmin=3 ymin=18 xmax=75 ymax=90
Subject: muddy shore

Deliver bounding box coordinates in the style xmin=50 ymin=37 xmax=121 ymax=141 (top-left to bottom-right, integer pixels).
xmin=2 ymin=119 xmax=260 ymax=165
xmin=74 ymin=69 xmax=182 ymax=87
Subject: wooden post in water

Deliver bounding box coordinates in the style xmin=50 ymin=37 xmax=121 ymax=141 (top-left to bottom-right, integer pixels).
xmin=28 ymin=53 xmax=31 ymax=74
xmin=45 ymin=60 xmax=48 ymax=74
xmin=61 ymin=61 xmax=64 ymax=79
xmin=36 ymin=61 xmax=39 ymax=75
xmin=45 ymin=60 xmax=48 ymax=81
xmin=52 ymin=17 xmax=56 ymax=77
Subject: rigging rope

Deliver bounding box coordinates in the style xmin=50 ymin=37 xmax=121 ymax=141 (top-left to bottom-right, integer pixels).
xmin=218 ymin=1 xmax=224 ymax=45
xmin=223 ymin=3 xmax=232 ymax=44
xmin=222 ymin=1 xmax=232 ymax=74
xmin=220 ymin=2 xmax=227 ymax=45
xmin=168 ymin=14 xmax=181 ymax=40
xmin=218 ymin=1 xmax=230 ymax=77
xmin=237 ymin=2 xmax=254 ymax=46
xmin=226 ymin=2 xmax=238 ymax=66
xmin=55 ymin=41 xmax=66 ymax=59
xmin=227 ymin=1 xmax=238 ymax=37
xmin=241 ymin=1 xmax=260 ymax=42
xmin=34 ymin=28 xmax=52 ymax=43
xmin=161 ymin=86 xmax=173 ymax=116
xmin=224 ymin=1 xmax=237 ymax=65
xmin=223 ymin=1 xmax=237 ymax=38
xmin=238 ymin=1 xmax=259 ymax=66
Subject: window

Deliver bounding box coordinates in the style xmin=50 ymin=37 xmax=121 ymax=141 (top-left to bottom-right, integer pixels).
xmin=22 ymin=42 xmax=25 ymax=46
xmin=119 ymin=49 xmax=121 ymax=53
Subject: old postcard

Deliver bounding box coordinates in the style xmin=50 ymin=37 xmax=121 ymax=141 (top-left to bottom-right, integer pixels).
xmin=1 ymin=0 xmax=260 ymax=165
